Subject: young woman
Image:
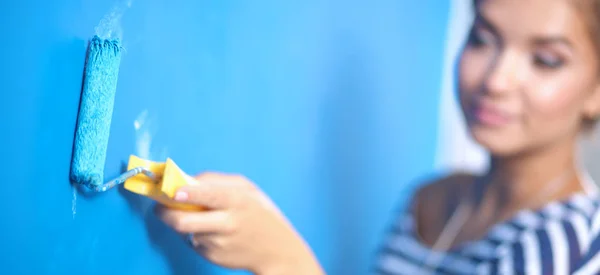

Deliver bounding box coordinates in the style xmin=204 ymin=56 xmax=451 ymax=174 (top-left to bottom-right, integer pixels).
xmin=156 ymin=0 xmax=600 ymax=274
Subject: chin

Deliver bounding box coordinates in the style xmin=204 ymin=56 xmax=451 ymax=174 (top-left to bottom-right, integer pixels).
xmin=468 ymin=125 xmax=524 ymax=157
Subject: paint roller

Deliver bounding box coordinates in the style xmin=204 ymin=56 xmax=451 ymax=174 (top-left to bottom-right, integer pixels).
xmin=70 ymin=35 xmax=131 ymax=191
xmin=69 ymin=35 xmax=203 ymax=210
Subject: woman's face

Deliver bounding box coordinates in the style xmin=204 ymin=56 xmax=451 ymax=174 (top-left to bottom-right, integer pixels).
xmin=458 ymin=0 xmax=600 ymax=156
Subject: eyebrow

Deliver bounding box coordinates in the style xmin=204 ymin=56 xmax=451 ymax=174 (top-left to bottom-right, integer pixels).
xmin=473 ymin=13 xmax=498 ymax=35
xmin=531 ymin=37 xmax=573 ymax=48
xmin=475 ymin=12 xmax=574 ymax=50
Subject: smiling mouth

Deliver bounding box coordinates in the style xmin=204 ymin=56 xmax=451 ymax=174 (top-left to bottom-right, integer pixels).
xmin=470 ymin=103 xmax=513 ymax=127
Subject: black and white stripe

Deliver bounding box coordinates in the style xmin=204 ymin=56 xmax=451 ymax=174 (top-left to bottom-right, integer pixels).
xmin=374 ymin=193 xmax=600 ymax=275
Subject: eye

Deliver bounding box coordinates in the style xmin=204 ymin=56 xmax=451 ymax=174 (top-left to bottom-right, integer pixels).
xmin=533 ymin=52 xmax=565 ymax=69
xmin=467 ymin=27 xmax=495 ymax=48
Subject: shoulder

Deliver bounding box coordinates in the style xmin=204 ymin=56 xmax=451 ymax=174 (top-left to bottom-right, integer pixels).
xmin=399 ymin=172 xmax=477 ymax=236
xmin=415 ymin=172 xmax=476 ymax=197
xmin=572 ymin=194 xmax=600 ymax=275
xmin=386 ymin=171 xmax=478 ymax=225
xmin=411 ymin=171 xmax=477 ymax=210
xmin=563 ymin=194 xmax=600 ymax=274
xmin=377 ymin=171 xmax=478 ymax=241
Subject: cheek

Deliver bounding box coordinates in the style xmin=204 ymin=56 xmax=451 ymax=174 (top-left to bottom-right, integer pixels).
xmin=457 ymin=49 xmax=495 ymax=114
xmin=526 ymin=78 xmax=586 ymax=121
xmin=458 ymin=51 xmax=489 ymax=98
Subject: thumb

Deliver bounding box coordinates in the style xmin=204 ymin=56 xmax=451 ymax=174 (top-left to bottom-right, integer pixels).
xmin=173 ymin=176 xmax=236 ymax=209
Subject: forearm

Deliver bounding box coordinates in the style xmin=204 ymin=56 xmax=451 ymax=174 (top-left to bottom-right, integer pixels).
xmin=253 ymin=239 xmax=325 ymax=275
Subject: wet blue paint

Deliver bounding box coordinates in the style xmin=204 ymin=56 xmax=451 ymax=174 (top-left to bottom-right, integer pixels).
xmin=0 ymin=0 xmax=449 ymax=274
xmin=70 ymin=36 xmax=122 ymax=189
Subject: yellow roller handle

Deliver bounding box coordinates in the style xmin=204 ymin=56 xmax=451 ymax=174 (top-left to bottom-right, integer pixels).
xmin=123 ymin=155 xmax=205 ymax=211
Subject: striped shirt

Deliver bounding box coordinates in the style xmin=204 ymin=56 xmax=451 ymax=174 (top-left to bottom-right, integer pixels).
xmin=374 ymin=191 xmax=600 ymax=275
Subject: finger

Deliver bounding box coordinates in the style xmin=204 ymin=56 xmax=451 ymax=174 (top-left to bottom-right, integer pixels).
xmin=173 ymin=178 xmax=238 ymax=209
xmin=157 ymin=207 xmax=234 ymax=234
xmin=192 ymin=172 xmax=245 ymax=188
xmin=184 ymin=232 xmax=217 ymax=248
xmin=193 ymin=172 xmax=228 ymax=182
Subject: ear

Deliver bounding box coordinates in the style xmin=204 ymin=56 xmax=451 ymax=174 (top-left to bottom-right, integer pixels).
xmin=583 ymin=83 xmax=600 ymax=120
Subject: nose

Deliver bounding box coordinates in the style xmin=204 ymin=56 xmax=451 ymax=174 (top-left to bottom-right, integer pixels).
xmin=482 ymin=50 xmax=520 ymax=96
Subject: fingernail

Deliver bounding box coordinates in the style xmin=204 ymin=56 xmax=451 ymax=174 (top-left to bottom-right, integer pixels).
xmin=174 ymin=191 xmax=188 ymax=201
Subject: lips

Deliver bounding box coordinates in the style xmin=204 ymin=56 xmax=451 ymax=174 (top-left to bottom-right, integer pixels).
xmin=470 ymin=101 xmax=513 ymax=127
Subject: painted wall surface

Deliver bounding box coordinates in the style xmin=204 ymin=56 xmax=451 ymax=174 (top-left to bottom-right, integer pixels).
xmin=0 ymin=0 xmax=450 ymax=274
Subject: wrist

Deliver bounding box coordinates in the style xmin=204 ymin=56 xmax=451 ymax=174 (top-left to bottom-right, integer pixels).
xmin=253 ymin=239 xmax=324 ymax=275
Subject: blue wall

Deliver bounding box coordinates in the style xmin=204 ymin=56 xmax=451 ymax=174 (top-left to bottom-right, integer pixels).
xmin=0 ymin=0 xmax=449 ymax=274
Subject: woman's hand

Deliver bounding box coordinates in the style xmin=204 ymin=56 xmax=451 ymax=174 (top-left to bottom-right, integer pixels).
xmin=155 ymin=172 xmax=324 ymax=275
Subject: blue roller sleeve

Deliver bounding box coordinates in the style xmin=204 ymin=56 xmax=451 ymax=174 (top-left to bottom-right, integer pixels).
xmin=70 ymin=35 xmax=122 ymax=188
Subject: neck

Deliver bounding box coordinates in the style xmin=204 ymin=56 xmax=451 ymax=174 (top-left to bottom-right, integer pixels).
xmin=483 ymin=138 xmax=582 ymax=210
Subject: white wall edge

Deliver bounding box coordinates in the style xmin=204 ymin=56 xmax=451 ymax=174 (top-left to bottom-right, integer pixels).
xmin=434 ymin=0 xmax=489 ymax=174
